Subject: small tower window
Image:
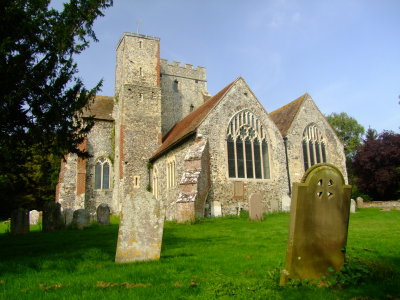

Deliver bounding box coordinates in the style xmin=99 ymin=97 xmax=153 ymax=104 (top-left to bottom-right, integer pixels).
xmin=139 ymin=67 xmax=143 ymax=77
xmin=173 ymin=79 xmax=179 ymax=92
xmin=139 ymin=40 xmax=143 ymax=48
xmin=139 ymin=93 xmax=144 ymax=101
xmin=189 ymin=104 xmax=194 ymax=112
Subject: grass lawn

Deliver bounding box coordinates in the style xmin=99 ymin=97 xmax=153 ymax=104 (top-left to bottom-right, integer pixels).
xmin=0 ymin=209 xmax=399 ymax=299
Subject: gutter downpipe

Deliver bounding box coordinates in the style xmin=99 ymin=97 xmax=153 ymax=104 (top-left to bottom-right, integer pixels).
xmin=283 ymin=136 xmax=291 ymax=195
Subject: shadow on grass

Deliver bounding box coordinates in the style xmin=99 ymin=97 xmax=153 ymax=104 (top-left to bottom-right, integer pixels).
xmin=0 ymin=224 xmax=119 ymax=276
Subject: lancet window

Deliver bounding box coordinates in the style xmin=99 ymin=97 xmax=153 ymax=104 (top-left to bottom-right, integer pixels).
xmin=302 ymin=124 xmax=327 ymax=171
xmin=94 ymin=158 xmax=111 ymax=189
xmin=226 ymin=110 xmax=270 ymax=179
xmin=152 ymin=167 xmax=159 ymax=199
xmin=166 ymin=157 xmax=176 ymax=189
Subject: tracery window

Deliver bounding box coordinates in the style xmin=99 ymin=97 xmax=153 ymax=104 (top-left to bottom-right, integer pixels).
xmin=226 ymin=110 xmax=270 ymax=179
xmin=94 ymin=158 xmax=111 ymax=189
xmin=302 ymin=124 xmax=327 ymax=171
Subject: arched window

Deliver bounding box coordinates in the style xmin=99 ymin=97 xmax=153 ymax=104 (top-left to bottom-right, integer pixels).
xmin=167 ymin=156 xmax=176 ymax=189
xmin=302 ymin=124 xmax=327 ymax=171
xmin=226 ymin=110 xmax=270 ymax=179
xmin=95 ymin=158 xmax=111 ymax=189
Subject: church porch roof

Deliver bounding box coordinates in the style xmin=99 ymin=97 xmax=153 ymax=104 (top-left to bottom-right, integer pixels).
xmin=82 ymin=95 xmax=114 ymax=121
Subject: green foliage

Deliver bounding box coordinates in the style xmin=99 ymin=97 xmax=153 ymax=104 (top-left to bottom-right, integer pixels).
xmin=146 ymin=184 xmax=152 ymax=192
xmin=0 ymin=209 xmax=399 ymax=299
xmin=0 ymin=0 xmax=113 ymax=218
xmin=326 ymin=112 xmax=365 ymax=160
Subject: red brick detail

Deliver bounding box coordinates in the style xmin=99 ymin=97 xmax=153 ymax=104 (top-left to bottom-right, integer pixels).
xmin=76 ymin=140 xmax=87 ymax=195
xmin=55 ymin=156 xmax=67 ymax=202
xmin=119 ymin=125 xmax=125 ymax=179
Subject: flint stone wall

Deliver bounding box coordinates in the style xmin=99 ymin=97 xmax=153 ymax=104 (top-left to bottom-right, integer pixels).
xmin=197 ymin=79 xmax=289 ymax=216
xmin=284 ymin=96 xmax=348 ymax=185
xmin=85 ymin=120 xmax=114 ymax=213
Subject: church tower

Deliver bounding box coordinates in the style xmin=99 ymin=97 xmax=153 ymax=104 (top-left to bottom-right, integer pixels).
xmin=112 ymin=33 xmax=162 ymax=210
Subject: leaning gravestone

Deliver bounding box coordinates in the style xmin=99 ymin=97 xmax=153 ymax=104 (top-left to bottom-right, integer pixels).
xmin=72 ymin=209 xmax=91 ymax=229
xmin=97 ymin=203 xmax=110 ymax=225
xmin=249 ymin=193 xmax=264 ymax=221
xmin=280 ymin=163 xmax=352 ymax=284
xmin=62 ymin=208 xmax=74 ymax=226
xmin=350 ymin=199 xmax=356 ymax=213
xmin=43 ymin=202 xmax=64 ymax=232
xmin=11 ymin=208 xmax=29 ymax=235
xmin=29 ymin=210 xmax=40 ymax=225
xmin=115 ymin=191 xmax=164 ymax=263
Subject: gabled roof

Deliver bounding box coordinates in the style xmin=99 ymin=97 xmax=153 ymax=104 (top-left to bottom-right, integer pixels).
xmin=269 ymin=93 xmax=309 ymax=136
xmin=150 ymin=78 xmax=239 ymax=161
xmin=82 ymin=95 xmax=114 ymax=121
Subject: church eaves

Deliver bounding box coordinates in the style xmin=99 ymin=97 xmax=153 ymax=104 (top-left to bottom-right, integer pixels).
xmin=150 ymin=78 xmax=239 ymax=161
xmin=82 ymin=95 xmax=114 ymax=121
xmin=269 ymin=93 xmax=309 ymax=137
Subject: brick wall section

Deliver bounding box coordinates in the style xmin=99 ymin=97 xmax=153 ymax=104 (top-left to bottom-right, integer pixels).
xmin=176 ymin=140 xmax=210 ymax=222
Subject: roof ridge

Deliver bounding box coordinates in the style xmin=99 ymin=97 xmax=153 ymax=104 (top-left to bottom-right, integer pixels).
xmin=150 ymin=78 xmax=239 ymax=161
xmin=269 ymin=93 xmax=308 ymax=136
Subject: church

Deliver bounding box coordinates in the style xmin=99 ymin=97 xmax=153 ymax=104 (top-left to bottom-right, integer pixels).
xmin=56 ymin=32 xmax=347 ymax=221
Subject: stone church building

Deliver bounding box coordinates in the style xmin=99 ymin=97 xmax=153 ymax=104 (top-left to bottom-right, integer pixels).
xmin=56 ymin=32 xmax=347 ymax=221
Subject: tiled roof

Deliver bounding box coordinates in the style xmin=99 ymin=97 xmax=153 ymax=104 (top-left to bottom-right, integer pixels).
xmin=269 ymin=93 xmax=308 ymax=136
xmin=82 ymin=95 xmax=114 ymax=121
xmin=150 ymin=78 xmax=239 ymax=161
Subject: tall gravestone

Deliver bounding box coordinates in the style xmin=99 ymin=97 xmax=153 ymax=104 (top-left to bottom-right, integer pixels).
xmin=249 ymin=193 xmax=263 ymax=221
xmin=280 ymin=163 xmax=352 ymax=284
xmin=10 ymin=208 xmax=29 ymax=235
xmin=29 ymin=210 xmax=40 ymax=225
xmin=97 ymin=203 xmax=110 ymax=225
xmin=115 ymin=191 xmax=164 ymax=263
xmin=43 ymin=202 xmax=64 ymax=232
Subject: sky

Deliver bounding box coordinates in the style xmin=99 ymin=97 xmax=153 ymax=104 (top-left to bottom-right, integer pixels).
xmin=61 ymin=0 xmax=399 ymax=133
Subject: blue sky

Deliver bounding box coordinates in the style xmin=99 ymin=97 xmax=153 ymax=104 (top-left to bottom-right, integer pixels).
xmin=67 ymin=0 xmax=399 ymax=133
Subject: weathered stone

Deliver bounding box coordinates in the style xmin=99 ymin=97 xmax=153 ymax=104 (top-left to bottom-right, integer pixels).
xmin=97 ymin=203 xmax=110 ymax=225
xmin=29 ymin=210 xmax=40 ymax=225
xmin=10 ymin=208 xmax=29 ymax=235
xmin=72 ymin=209 xmax=91 ymax=229
xmin=55 ymin=32 xmax=348 ymax=222
xmin=280 ymin=163 xmax=352 ymax=284
xmin=356 ymin=197 xmax=364 ymax=208
xmin=249 ymin=193 xmax=264 ymax=221
xmin=350 ymin=199 xmax=356 ymax=213
xmin=62 ymin=208 xmax=74 ymax=226
xmin=43 ymin=202 xmax=64 ymax=232
xmin=115 ymin=191 xmax=164 ymax=263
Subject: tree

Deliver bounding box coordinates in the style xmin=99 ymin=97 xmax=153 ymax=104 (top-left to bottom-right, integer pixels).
xmin=326 ymin=112 xmax=365 ymax=161
xmin=0 ymin=0 xmax=113 ymax=220
xmin=353 ymin=131 xmax=400 ymax=200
